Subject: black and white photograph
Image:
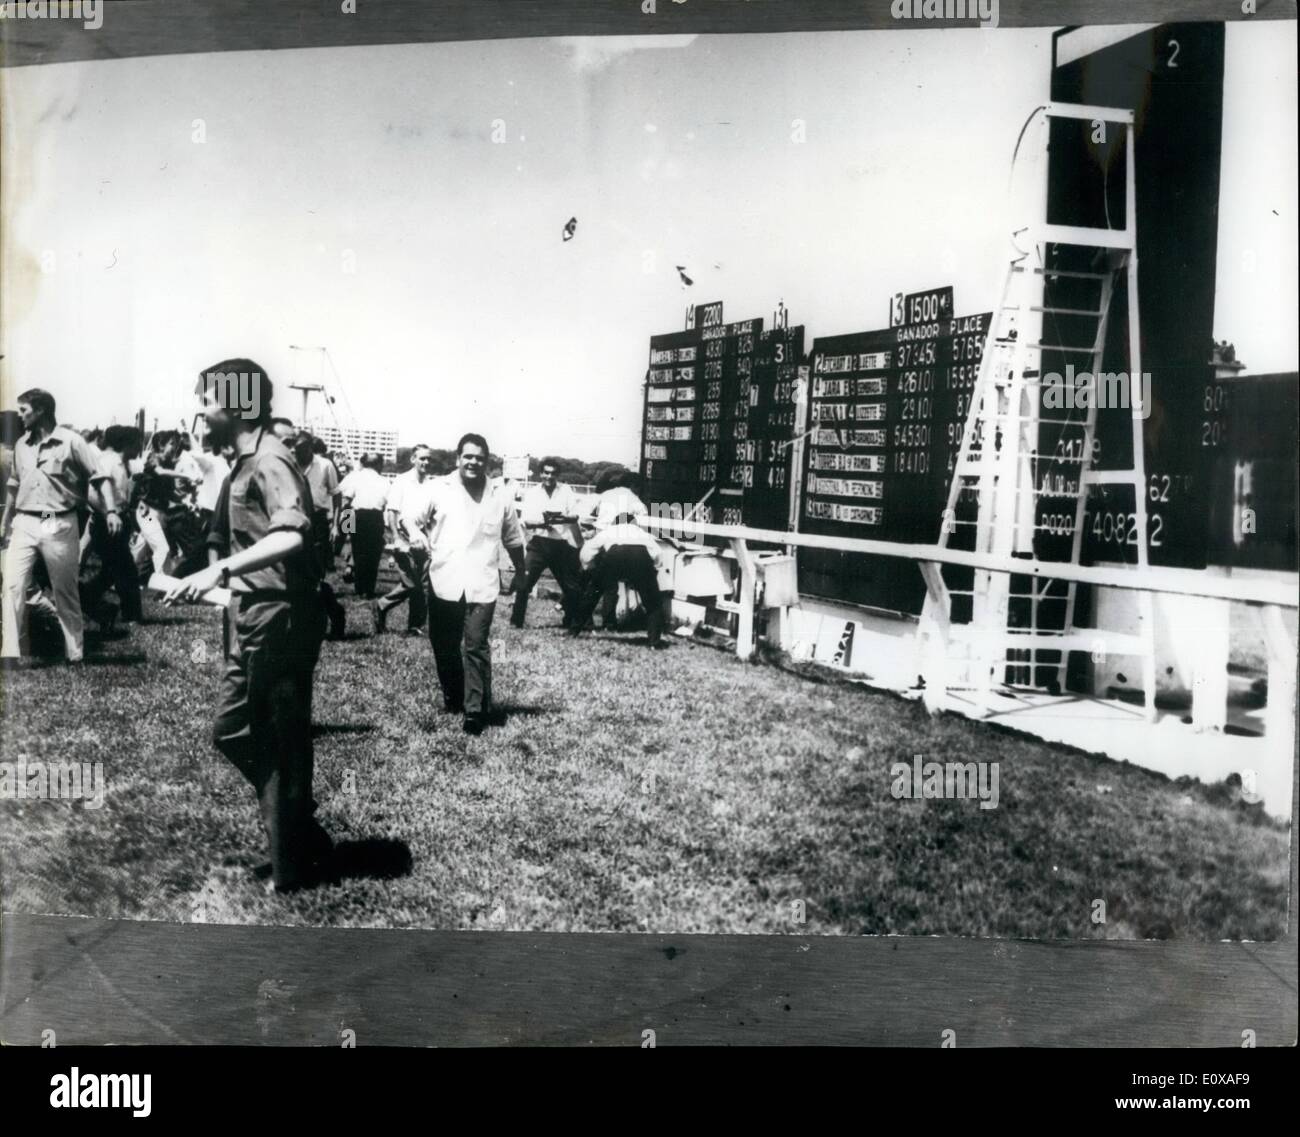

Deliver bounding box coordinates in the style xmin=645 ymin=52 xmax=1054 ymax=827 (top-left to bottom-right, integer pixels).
xmin=0 ymin=0 xmax=1296 ymax=1058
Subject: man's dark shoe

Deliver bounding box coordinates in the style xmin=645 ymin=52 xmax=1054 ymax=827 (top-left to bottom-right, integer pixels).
xmin=509 ymin=617 xmax=524 ymax=629
xmin=371 ymin=599 xmax=388 ymax=634
xmin=328 ymin=611 xmax=347 ymax=641
xmin=462 ymin=715 xmax=484 ymax=736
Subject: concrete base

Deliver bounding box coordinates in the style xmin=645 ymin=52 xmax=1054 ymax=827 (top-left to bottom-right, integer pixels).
xmin=769 ymin=595 xmax=1294 ymax=821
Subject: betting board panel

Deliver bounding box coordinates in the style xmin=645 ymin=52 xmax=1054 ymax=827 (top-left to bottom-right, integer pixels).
xmin=798 ymin=299 xmax=990 ymax=614
xmin=642 ymin=306 xmax=809 ymax=532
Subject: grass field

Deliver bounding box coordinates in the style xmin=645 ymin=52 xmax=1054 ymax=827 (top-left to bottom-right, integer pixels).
xmin=0 ymin=578 xmax=1290 ymax=939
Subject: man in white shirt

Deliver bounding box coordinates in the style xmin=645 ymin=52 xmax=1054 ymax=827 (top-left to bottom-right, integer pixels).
xmin=411 ymin=432 xmax=526 ymax=735
xmin=510 ymin=457 xmax=584 ymax=629
xmin=585 ymin=479 xmax=649 ymax=532
xmin=337 ymin=452 xmax=389 ymax=598
xmin=569 ymin=512 xmax=669 ymax=649
xmin=374 ymin=444 xmax=435 ymax=633
xmin=579 ymin=471 xmax=650 ymax=627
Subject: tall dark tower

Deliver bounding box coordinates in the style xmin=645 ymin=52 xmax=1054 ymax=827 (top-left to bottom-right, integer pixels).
xmin=1049 ymin=24 xmax=1227 ymax=570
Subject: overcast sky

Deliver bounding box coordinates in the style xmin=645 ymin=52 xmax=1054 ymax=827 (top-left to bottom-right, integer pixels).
xmin=2 ymin=24 xmax=1295 ymax=463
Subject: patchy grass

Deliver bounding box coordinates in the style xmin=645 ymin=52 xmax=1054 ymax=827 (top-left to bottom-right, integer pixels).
xmin=0 ymin=582 xmax=1290 ymax=939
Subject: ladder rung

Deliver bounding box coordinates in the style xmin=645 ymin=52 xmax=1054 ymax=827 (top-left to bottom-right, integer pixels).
xmin=1003 ymin=632 xmax=1150 ymax=655
xmin=1081 ymin=469 xmax=1142 ymax=484
xmin=949 ymin=629 xmax=1150 ymax=655
xmin=1034 ymin=306 xmax=1105 ymax=317
xmin=1030 ymin=267 xmax=1110 ymax=280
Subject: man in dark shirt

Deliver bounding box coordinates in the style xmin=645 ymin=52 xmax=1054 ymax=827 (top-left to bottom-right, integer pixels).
xmin=164 ymin=359 xmax=333 ymax=892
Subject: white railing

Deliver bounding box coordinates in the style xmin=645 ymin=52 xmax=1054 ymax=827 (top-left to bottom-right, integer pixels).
xmin=639 ymin=515 xmax=1298 ymax=751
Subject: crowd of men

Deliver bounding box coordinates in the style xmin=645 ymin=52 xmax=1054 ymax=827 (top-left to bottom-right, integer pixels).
xmin=1 ymin=367 xmax=670 ymax=892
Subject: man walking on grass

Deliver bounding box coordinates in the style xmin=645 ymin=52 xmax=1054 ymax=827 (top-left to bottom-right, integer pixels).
xmin=510 ymin=457 xmax=583 ymax=629
xmin=413 ymin=433 xmax=526 ymax=735
xmin=373 ymin=444 xmax=435 ymax=634
xmin=1 ymin=388 xmax=120 ymax=666
xmin=165 ymin=360 xmax=334 ymax=893
xmin=291 ymin=431 xmax=346 ymax=640
xmin=337 ymin=452 xmax=389 ymax=598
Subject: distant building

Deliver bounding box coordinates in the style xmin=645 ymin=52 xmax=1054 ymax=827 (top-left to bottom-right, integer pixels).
xmin=309 ymin=424 xmax=398 ymax=463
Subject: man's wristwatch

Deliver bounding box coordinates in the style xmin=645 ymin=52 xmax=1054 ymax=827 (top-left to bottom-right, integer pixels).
xmin=218 ymin=566 xmax=231 ymax=589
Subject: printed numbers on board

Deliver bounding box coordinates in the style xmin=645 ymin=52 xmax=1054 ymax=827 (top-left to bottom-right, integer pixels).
xmin=890 ymin=292 xmax=905 ymax=327
xmin=1086 ymin=510 xmax=1164 ymax=548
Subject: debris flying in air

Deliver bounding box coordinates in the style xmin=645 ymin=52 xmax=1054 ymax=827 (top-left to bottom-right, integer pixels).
xmin=562 ymin=217 xmax=578 ymax=241
xmin=676 ymin=265 xmax=693 ymax=287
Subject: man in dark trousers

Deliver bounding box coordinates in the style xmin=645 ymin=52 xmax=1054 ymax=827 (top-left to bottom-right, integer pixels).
xmin=412 ymin=433 xmax=526 ymax=734
xmin=83 ymin=424 xmax=144 ymax=625
xmin=373 ymin=444 xmax=434 ymax=634
xmin=510 ymin=457 xmax=583 ymax=628
xmin=291 ymin=430 xmax=346 ymax=640
xmin=336 ymin=452 xmax=389 ymax=598
xmin=165 ymin=359 xmax=333 ymax=892
xmin=569 ymin=513 xmax=669 ymax=649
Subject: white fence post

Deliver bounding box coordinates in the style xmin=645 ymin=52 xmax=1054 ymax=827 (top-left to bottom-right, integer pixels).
xmin=731 ymin=537 xmax=757 ymax=661
xmin=1262 ymin=605 xmax=1297 ymax=767
xmin=918 ymin=562 xmax=951 ymax=716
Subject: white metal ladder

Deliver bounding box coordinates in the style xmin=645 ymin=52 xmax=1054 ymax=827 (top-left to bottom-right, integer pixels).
xmin=919 ymin=102 xmax=1157 ymax=720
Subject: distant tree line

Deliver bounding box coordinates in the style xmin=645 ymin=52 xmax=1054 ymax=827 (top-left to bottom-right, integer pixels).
xmin=390 ymin=447 xmax=633 ymax=487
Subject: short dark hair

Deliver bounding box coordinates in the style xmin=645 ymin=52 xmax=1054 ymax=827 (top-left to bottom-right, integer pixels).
xmin=152 ymin=430 xmax=179 ymax=451
xmin=197 ymin=358 xmax=274 ymax=424
xmin=311 ymin=436 xmax=328 ymax=455
xmin=457 ymin=432 xmax=488 ymax=456
xmin=102 ymin=425 xmax=142 ymax=455
xmin=539 ymin=456 xmax=560 ymax=473
xmin=360 ymin=452 xmax=381 ymax=470
xmin=17 ymin=388 xmax=56 ymax=421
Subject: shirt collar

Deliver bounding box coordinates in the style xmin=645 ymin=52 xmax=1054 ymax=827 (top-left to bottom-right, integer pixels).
xmin=24 ymin=424 xmax=65 ymax=449
xmin=231 ymin=425 xmax=270 ymax=471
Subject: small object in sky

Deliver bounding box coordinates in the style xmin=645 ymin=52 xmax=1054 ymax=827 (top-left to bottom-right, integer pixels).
xmin=562 ymin=217 xmax=578 ymax=241
xmin=676 ymin=265 xmax=693 ymax=287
